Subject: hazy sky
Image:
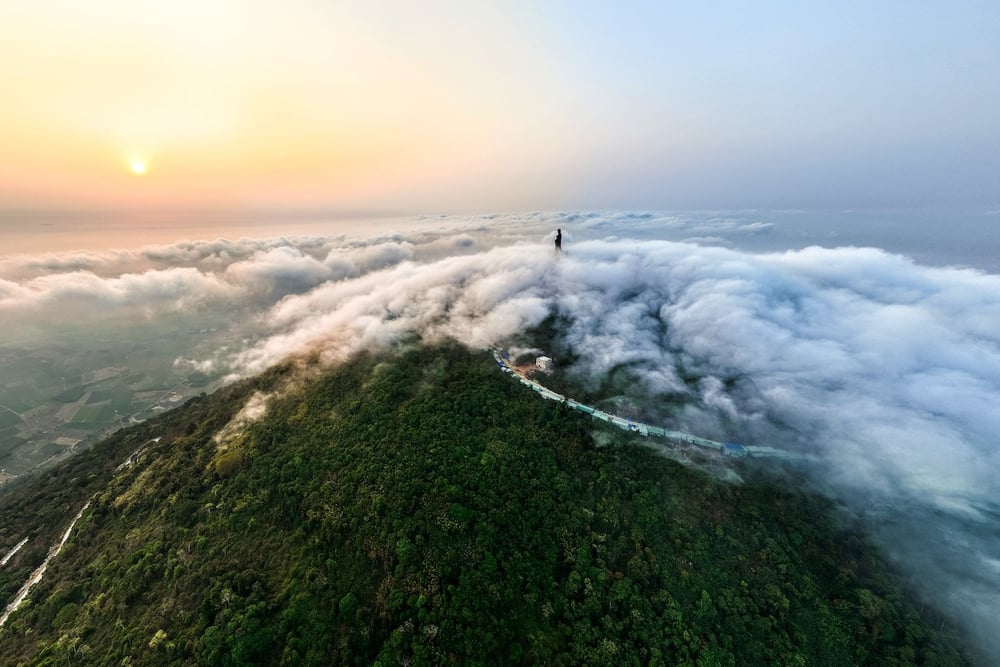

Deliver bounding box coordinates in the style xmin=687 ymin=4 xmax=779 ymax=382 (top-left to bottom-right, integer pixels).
xmin=3 ymin=1 xmax=998 ymax=211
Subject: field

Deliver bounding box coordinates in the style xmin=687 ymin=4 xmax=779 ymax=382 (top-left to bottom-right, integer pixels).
xmin=0 ymin=336 xmax=224 ymax=483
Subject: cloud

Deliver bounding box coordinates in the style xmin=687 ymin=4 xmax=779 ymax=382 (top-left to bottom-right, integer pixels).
xmin=0 ymin=235 xmax=426 ymax=318
xmin=224 ymin=246 xmax=335 ymax=297
xmin=0 ymin=267 xmax=239 ymax=317
xmin=231 ymin=246 xmax=555 ymax=373
xmin=213 ymin=390 xmax=272 ymax=451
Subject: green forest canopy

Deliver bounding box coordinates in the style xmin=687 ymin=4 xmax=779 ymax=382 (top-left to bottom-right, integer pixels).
xmin=0 ymin=344 xmax=971 ymax=665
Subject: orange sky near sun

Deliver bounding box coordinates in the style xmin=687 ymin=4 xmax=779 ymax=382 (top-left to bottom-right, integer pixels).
xmin=0 ymin=1 xmax=582 ymax=211
xmin=5 ymin=2 xmax=999 ymax=213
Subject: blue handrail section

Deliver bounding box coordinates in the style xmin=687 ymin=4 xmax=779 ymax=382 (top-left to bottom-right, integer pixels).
xmin=491 ymin=349 xmax=807 ymax=462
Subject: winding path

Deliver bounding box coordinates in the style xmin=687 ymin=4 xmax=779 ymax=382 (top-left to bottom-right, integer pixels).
xmin=0 ymin=436 xmax=160 ymax=628
xmin=491 ymin=349 xmax=808 ymax=463
xmin=0 ymin=538 xmax=28 ymax=568
xmin=0 ymin=502 xmax=90 ymax=627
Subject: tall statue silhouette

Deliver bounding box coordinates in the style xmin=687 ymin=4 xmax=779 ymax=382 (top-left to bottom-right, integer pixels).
xmin=555 ymin=228 xmax=562 ymax=252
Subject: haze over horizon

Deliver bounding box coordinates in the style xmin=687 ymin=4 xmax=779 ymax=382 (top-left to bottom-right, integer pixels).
xmin=3 ymin=1 xmax=999 ymax=212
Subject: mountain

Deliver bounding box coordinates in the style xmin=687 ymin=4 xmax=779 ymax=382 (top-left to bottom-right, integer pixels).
xmin=0 ymin=344 xmax=969 ymax=665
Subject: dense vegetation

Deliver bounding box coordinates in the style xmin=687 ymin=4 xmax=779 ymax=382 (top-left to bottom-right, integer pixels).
xmin=0 ymin=345 xmax=969 ymax=665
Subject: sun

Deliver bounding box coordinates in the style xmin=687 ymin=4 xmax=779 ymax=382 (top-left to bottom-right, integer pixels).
xmin=129 ymin=160 xmax=148 ymax=176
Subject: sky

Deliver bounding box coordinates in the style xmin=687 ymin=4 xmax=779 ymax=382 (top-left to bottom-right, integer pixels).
xmin=2 ymin=1 xmax=998 ymax=212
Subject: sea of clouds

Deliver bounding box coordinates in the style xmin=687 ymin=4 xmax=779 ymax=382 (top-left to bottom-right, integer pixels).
xmin=1 ymin=211 xmax=998 ymax=659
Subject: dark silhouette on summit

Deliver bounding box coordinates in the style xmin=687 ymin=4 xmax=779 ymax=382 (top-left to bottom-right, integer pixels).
xmin=555 ymin=229 xmax=562 ymax=252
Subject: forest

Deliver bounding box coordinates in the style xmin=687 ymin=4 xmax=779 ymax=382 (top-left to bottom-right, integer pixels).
xmin=0 ymin=343 xmax=971 ymax=665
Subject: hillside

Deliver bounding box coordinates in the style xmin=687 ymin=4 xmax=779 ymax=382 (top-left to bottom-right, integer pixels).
xmin=0 ymin=344 xmax=969 ymax=665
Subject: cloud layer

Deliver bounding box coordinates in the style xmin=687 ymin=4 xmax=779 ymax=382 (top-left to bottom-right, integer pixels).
xmin=2 ymin=213 xmax=998 ymax=659
xmin=230 ymin=230 xmax=1000 ymax=660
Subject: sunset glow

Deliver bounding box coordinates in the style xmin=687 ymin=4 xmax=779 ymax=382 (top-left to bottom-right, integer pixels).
xmin=0 ymin=1 xmax=997 ymax=211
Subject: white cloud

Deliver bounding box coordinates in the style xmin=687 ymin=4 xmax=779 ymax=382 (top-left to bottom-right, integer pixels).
xmin=0 ymin=267 xmax=239 ymax=316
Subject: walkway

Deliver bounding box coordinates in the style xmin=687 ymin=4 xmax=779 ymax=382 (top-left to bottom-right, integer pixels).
xmin=491 ymin=349 xmax=807 ymax=462
xmin=0 ymin=436 xmax=160 ymax=628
